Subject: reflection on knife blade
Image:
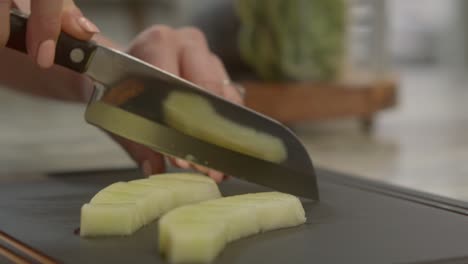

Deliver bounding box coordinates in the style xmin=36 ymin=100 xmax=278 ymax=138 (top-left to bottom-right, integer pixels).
xmin=163 ymin=91 xmax=287 ymax=163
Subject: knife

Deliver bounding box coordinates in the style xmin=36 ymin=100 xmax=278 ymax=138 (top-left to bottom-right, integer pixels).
xmin=6 ymin=10 xmax=319 ymax=200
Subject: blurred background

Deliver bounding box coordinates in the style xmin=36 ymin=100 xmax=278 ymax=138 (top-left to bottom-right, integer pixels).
xmin=1 ymin=0 xmax=467 ymax=201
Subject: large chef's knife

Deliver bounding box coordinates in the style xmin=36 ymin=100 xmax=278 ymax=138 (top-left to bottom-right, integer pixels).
xmin=6 ymin=10 xmax=319 ymax=200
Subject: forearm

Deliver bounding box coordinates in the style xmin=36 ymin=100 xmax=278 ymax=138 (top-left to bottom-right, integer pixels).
xmin=0 ymin=34 xmax=122 ymax=103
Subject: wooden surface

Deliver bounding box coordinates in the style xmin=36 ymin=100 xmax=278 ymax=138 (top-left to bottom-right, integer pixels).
xmin=243 ymin=80 xmax=397 ymax=124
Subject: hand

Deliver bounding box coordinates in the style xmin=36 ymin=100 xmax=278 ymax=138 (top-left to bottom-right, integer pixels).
xmin=114 ymin=26 xmax=244 ymax=182
xmin=1 ymin=0 xmax=99 ymax=68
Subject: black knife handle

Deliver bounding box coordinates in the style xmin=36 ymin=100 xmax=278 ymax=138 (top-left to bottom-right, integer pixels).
xmin=6 ymin=9 xmax=97 ymax=73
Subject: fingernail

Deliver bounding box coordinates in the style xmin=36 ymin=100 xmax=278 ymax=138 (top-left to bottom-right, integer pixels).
xmin=36 ymin=40 xmax=56 ymax=69
xmin=141 ymin=160 xmax=152 ymax=177
xmin=176 ymin=159 xmax=191 ymax=169
xmin=77 ymin=17 xmax=100 ymax=34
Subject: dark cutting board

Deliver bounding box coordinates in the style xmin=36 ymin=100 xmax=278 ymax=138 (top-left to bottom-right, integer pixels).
xmin=1 ymin=168 xmax=468 ymax=264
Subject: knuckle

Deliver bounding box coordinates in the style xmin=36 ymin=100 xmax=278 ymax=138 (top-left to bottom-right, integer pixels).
xmin=38 ymin=14 xmax=61 ymax=28
xmin=61 ymin=7 xmax=81 ymax=19
xmin=144 ymin=25 xmax=174 ymax=43
xmin=32 ymin=14 xmax=61 ymax=35
xmin=178 ymin=27 xmax=207 ymax=46
xmin=128 ymin=25 xmax=175 ymax=56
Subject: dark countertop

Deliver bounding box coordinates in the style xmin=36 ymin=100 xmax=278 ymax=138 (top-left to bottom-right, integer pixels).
xmin=1 ymin=168 xmax=468 ymax=264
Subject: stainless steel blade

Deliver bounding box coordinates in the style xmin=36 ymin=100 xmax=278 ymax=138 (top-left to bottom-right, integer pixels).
xmin=84 ymin=46 xmax=319 ymax=200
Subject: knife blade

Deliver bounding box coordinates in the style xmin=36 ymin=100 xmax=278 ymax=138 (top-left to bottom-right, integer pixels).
xmin=6 ymin=10 xmax=319 ymax=200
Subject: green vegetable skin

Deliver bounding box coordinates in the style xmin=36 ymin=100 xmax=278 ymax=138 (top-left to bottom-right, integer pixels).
xmin=237 ymin=0 xmax=346 ymax=81
xmin=80 ymin=173 xmax=221 ymax=237
xmin=159 ymin=192 xmax=306 ymax=264
xmin=163 ymin=91 xmax=287 ymax=163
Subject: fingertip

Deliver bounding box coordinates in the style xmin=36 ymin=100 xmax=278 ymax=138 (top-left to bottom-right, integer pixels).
xmin=61 ymin=9 xmax=99 ymax=41
xmin=77 ymin=17 xmax=100 ymax=34
xmin=208 ymin=170 xmax=224 ymax=183
xmin=175 ymin=159 xmax=191 ymax=169
xmin=168 ymin=157 xmax=179 ymax=168
xmin=192 ymin=164 xmax=210 ymax=175
xmin=140 ymin=155 xmax=166 ymax=177
xmin=222 ymin=82 xmax=245 ymax=105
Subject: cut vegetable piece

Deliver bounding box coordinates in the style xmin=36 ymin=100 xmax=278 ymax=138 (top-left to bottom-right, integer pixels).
xmin=206 ymin=192 xmax=306 ymax=231
xmin=132 ymin=178 xmax=221 ymax=206
xmin=80 ymin=173 xmax=221 ymax=237
xmin=164 ymin=222 xmax=226 ymax=264
xmin=89 ymin=191 xmax=146 ymax=225
xmin=125 ymin=183 xmax=175 ymax=214
xmin=161 ymin=204 xmax=259 ymax=246
xmin=94 ymin=182 xmax=175 ymax=223
xmin=149 ymin=173 xmax=214 ymax=184
xmin=163 ymin=91 xmax=287 ymax=163
xmin=80 ymin=203 xmax=140 ymax=237
xmin=90 ymin=189 xmax=140 ymax=204
xmin=158 ymin=192 xmax=305 ymax=263
xmin=98 ymin=181 xmax=127 ymax=192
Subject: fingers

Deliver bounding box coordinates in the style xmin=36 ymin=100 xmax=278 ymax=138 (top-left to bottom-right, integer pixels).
xmin=126 ymin=26 xmax=181 ymax=176
xmin=210 ymin=55 xmax=244 ymax=105
xmin=12 ymin=0 xmax=28 ymax=12
xmin=125 ymin=25 xmax=236 ymax=181
xmin=206 ymin=169 xmax=225 ymax=183
xmin=170 ymin=158 xmax=191 ymax=169
xmin=61 ymin=0 xmax=99 ymax=40
xmin=27 ymin=0 xmax=99 ymax=69
xmin=112 ymin=135 xmax=166 ymax=176
xmin=176 ymin=28 xmax=224 ymax=96
xmin=169 ymin=157 xmax=224 ymax=183
xmin=27 ymin=0 xmax=63 ymax=68
xmin=176 ymin=27 xmax=243 ymax=105
xmin=0 ymin=0 xmax=11 ymax=47
xmin=128 ymin=25 xmax=180 ymax=75
xmin=174 ymin=27 xmax=237 ymax=181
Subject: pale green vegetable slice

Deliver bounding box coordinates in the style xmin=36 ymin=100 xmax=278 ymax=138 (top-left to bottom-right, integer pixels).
xmin=132 ymin=178 xmax=221 ymax=206
xmin=126 ymin=183 xmax=175 ymax=214
xmin=149 ymin=173 xmax=214 ymax=184
xmin=89 ymin=190 xmax=146 ymax=226
xmin=93 ymin=181 xmax=175 ymax=224
xmin=158 ymin=192 xmax=305 ymax=263
xmin=80 ymin=203 xmax=140 ymax=237
xmin=163 ymin=92 xmax=287 ymax=163
xmin=206 ymin=192 xmax=306 ymax=231
xmin=159 ymin=204 xmax=258 ymax=252
xmin=163 ymin=222 xmax=226 ymax=264
xmin=80 ymin=173 xmax=221 ymax=237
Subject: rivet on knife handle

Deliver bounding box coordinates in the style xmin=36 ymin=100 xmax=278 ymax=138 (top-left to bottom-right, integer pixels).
xmin=6 ymin=9 xmax=98 ymax=74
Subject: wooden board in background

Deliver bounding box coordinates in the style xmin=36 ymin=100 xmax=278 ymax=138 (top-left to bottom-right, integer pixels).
xmin=243 ymin=79 xmax=397 ymax=126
